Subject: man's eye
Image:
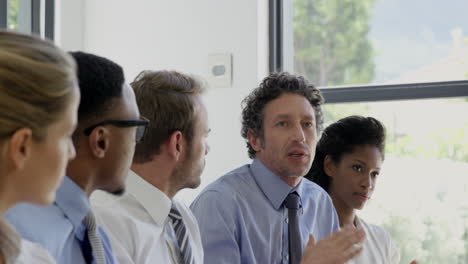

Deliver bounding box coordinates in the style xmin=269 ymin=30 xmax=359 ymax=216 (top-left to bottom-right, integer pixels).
xmin=277 ymin=121 xmax=287 ymax=127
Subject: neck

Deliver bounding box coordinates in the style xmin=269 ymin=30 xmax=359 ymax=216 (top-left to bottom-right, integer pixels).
xmin=0 ymin=183 xmax=17 ymax=217
xmin=256 ymin=156 xmax=303 ymax=188
xmin=329 ymin=192 xmax=356 ymax=228
xmin=66 ymin=159 xmax=96 ymax=198
xmin=131 ymin=158 xmax=178 ymax=199
xmin=279 ymin=175 xmax=302 ymax=187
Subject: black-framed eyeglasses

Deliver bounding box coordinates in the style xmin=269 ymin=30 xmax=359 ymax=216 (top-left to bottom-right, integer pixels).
xmin=83 ymin=117 xmax=150 ymax=143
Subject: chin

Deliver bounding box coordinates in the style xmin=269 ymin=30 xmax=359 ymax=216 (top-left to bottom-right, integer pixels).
xmin=186 ymin=178 xmax=201 ymax=189
xmin=355 ymin=203 xmax=366 ymax=210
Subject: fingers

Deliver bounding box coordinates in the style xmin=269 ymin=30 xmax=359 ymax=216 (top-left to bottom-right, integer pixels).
xmin=410 ymin=261 xmax=418 ymax=264
xmin=333 ymin=225 xmax=366 ymax=250
xmin=342 ymin=241 xmax=363 ymax=260
xmin=306 ymin=235 xmax=315 ymax=247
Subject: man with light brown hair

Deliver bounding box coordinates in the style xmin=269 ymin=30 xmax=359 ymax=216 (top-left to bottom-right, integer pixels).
xmin=93 ymin=70 xmax=210 ymax=264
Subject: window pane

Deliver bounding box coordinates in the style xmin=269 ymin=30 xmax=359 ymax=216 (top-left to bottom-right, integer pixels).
xmin=322 ymin=97 xmax=468 ymax=263
xmin=293 ymin=0 xmax=468 ymax=87
xmin=7 ymin=0 xmax=18 ymax=30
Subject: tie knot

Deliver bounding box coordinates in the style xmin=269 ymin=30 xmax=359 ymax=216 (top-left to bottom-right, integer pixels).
xmin=169 ymin=205 xmax=182 ymax=221
xmin=284 ymin=192 xmax=301 ymax=209
xmin=83 ymin=210 xmax=97 ymax=231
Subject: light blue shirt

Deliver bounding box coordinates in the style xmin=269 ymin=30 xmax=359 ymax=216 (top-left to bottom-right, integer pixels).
xmin=190 ymin=158 xmax=339 ymax=264
xmin=5 ymin=177 xmax=118 ymax=264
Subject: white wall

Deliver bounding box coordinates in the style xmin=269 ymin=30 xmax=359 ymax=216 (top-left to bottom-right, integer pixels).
xmin=58 ymin=0 xmax=269 ymax=204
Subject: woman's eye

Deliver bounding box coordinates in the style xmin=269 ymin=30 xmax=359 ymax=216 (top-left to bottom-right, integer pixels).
xmin=352 ymin=165 xmax=362 ymax=172
xmin=371 ymin=171 xmax=380 ymax=178
xmin=304 ymin=122 xmax=313 ymax=128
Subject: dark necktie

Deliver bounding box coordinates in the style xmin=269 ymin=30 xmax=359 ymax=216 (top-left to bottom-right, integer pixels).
xmin=83 ymin=210 xmax=105 ymax=264
xmin=284 ymin=192 xmax=302 ymax=264
xmin=169 ymin=205 xmax=195 ymax=264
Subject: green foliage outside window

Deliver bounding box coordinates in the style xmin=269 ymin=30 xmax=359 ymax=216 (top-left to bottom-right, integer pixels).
xmin=294 ymin=0 xmax=468 ymax=262
xmin=7 ymin=0 xmax=18 ymax=30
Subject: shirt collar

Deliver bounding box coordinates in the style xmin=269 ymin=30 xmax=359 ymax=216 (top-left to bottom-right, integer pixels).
xmin=126 ymin=170 xmax=172 ymax=226
xmin=250 ymin=158 xmax=305 ymax=210
xmin=54 ymin=176 xmax=90 ymax=237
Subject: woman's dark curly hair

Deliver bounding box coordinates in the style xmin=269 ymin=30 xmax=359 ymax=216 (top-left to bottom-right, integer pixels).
xmin=241 ymin=72 xmax=324 ymax=159
xmin=305 ymin=115 xmax=386 ymax=191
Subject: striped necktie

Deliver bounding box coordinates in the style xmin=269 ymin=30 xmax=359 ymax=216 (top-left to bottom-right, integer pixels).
xmin=169 ymin=204 xmax=195 ymax=264
xmin=83 ymin=210 xmax=106 ymax=264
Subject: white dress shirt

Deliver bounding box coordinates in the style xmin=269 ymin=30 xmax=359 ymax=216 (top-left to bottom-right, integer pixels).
xmin=348 ymin=217 xmax=400 ymax=264
xmin=92 ymin=170 xmax=203 ymax=264
xmin=16 ymin=239 xmax=56 ymax=264
xmin=0 ymin=218 xmax=55 ymax=264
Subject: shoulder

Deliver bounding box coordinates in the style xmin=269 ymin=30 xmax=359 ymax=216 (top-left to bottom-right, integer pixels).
xmin=95 ymin=204 xmax=157 ymax=260
xmin=6 ymin=203 xmax=63 ymax=222
xmin=193 ymin=164 xmax=254 ymax=202
xmin=190 ymin=165 xmax=256 ymax=223
xmin=300 ymin=178 xmax=333 ymax=203
xmin=5 ymin=203 xmax=69 ymax=240
xmin=360 ymin=218 xmax=392 ymax=240
xmin=95 ymin=204 xmax=146 ymax=236
xmin=17 ymin=239 xmax=56 ymax=264
xmin=358 ymin=218 xmax=401 ymax=263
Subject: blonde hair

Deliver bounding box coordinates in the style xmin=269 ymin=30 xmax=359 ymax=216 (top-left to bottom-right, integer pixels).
xmin=0 ymin=31 xmax=77 ymax=141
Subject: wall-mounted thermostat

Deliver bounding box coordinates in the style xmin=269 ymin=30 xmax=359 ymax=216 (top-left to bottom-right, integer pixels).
xmin=207 ymin=53 xmax=232 ymax=88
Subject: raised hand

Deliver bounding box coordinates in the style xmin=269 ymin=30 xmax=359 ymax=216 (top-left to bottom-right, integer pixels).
xmin=300 ymin=225 xmax=366 ymax=264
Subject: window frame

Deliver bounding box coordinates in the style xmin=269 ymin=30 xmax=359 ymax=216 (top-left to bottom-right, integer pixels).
xmin=0 ymin=0 xmax=6 ymax=29
xmin=0 ymin=0 xmax=55 ymax=40
xmin=269 ymin=0 xmax=468 ymax=103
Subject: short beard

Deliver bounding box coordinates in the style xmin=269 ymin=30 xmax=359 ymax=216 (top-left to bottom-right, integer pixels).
xmin=171 ymin=141 xmax=202 ymax=191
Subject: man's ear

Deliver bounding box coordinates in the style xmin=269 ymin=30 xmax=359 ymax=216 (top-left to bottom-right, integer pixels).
xmin=167 ymin=130 xmax=185 ymax=161
xmin=8 ymin=128 xmax=33 ymax=170
xmin=87 ymin=127 xmax=110 ymax=159
xmin=247 ymin=129 xmax=262 ymax=153
xmin=323 ymin=155 xmax=336 ymax=178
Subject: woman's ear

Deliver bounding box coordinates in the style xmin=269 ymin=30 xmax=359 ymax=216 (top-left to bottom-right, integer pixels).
xmin=88 ymin=127 xmax=110 ymax=159
xmin=8 ymin=128 xmax=33 ymax=170
xmin=323 ymin=155 xmax=336 ymax=178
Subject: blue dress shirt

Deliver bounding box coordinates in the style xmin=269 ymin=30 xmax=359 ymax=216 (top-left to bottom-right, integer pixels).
xmin=5 ymin=177 xmax=118 ymax=264
xmin=190 ymin=158 xmax=340 ymax=264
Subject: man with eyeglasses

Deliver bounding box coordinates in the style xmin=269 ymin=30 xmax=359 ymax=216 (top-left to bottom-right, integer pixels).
xmin=91 ymin=70 xmax=210 ymax=264
xmin=6 ymin=51 xmax=147 ymax=264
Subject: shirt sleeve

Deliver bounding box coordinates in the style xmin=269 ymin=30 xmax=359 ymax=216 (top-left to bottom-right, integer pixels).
xmin=190 ymin=190 xmax=241 ymax=264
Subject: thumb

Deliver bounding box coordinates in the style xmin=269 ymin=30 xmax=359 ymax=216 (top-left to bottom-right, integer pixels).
xmin=307 ymin=235 xmax=316 ymax=246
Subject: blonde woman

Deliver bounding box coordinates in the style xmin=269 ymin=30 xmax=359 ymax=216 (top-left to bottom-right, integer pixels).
xmin=0 ymin=31 xmax=79 ymax=263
